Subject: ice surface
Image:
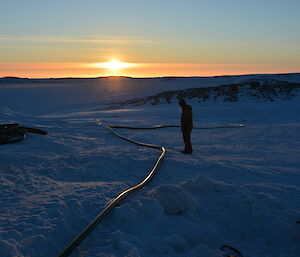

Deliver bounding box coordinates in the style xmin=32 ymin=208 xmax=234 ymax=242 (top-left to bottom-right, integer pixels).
xmin=0 ymin=74 xmax=299 ymax=257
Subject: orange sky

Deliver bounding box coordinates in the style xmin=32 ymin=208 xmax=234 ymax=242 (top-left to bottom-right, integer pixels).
xmin=1 ymin=62 xmax=299 ymax=78
xmin=1 ymin=1 xmax=299 ymax=78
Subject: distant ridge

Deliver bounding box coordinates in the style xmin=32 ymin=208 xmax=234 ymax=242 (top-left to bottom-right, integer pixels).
xmin=1 ymin=73 xmax=300 ymax=81
xmin=1 ymin=76 xmax=29 ymax=80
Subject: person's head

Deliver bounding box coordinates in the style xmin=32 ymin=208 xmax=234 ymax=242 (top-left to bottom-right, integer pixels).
xmin=178 ymin=99 xmax=186 ymax=108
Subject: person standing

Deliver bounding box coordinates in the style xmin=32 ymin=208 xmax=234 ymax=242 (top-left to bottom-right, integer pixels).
xmin=179 ymin=99 xmax=193 ymax=154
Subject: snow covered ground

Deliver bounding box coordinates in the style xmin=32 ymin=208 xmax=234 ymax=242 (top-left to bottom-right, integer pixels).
xmin=0 ymin=74 xmax=300 ymax=257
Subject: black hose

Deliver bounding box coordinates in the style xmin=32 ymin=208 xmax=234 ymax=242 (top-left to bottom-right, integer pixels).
xmin=57 ymin=121 xmax=245 ymax=257
xmin=220 ymin=245 xmax=244 ymax=257
xmin=19 ymin=126 xmax=48 ymax=135
xmin=110 ymin=124 xmax=244 ymax=130
xmin=57 ymin=120 xmax=165 ymax=257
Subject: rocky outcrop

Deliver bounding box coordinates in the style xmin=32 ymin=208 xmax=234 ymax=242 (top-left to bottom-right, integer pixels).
xmin=110 ymin=79 xmax=300 ymax=107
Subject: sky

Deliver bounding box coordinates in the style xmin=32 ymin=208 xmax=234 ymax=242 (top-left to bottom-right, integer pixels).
xmin=0 ymin=0 xmax=300 ymax=78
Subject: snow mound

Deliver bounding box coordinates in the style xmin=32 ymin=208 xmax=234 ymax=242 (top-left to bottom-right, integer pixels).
xmin=132 ymin=197 xmax=164 ymax=219
xmin=181 ymin=174 xmax=234 ymax=194
xmin=113 ymin=203 xmax=137 ymax=224
xmin=192 ymin=244 xmax=222 ymax=257
xmin=149 ymin=185 xmax=192 ymax=215
xmin=110 ymin=231 xmax=133 ymax=256
xmin=164 ymin=234 xmax=188 ymax=252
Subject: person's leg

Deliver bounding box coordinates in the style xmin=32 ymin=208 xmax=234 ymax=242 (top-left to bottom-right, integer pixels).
xmin=182 ymin=130 xmax=188 ymax=152
xmin=182 ymin=129 xmax=192 ymax=153
xmin=186 ymin=129 xmax=192 ymax=153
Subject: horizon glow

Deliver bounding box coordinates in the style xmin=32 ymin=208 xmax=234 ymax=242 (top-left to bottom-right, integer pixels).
xmin=1 ymin=62 xmax=299 ymax=79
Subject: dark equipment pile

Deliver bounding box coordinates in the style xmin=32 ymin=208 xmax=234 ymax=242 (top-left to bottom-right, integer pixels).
xmin=0 ymin=123 xmax=47 ymax=145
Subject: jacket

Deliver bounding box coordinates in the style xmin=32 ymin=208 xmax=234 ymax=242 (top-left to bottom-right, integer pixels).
xmin=181 ymin=104 xmax=193 ymax=131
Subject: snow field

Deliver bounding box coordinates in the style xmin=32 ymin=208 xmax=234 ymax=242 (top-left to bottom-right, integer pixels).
xmin=71 ymin=101 xmax=299 ymax=257
xmin=0 ymin=75 xmax=300 ymax=256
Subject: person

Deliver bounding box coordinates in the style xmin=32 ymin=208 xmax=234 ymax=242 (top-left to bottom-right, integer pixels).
xmin=179 ymin=99 xmax=193 ymax=154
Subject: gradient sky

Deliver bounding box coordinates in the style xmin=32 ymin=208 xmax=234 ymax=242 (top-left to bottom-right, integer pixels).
xmin=1 ymin=0 xmax=300 ymax=78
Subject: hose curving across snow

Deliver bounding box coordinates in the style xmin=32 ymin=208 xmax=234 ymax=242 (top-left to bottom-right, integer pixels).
xmin=110 ymin=124 xmax=244 ymax=130
xmin=57 ymin=120 xmax=166 ymax=257
xmin=57 ymin=121 xmax=245 ymax=257
xmin=220 ymin=245 xmax=244 ymax=257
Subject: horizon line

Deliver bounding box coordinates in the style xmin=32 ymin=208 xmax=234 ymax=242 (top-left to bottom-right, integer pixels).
xmin=1 ymin=72 xmax=300 ymax=80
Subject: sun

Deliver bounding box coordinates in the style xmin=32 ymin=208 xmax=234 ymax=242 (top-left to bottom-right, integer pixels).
xmin=99 ymin=60 xmax=130 ymax=70
xmin=88 ymin=60 xmax=137 ymax=75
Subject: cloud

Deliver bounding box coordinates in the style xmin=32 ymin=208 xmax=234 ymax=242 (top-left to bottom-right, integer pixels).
xmin=0 ymin=35 xmax=163 ymax=45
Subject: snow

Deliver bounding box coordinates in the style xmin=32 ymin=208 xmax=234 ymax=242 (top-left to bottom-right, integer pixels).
xmin=0 ymin=74 xmax=300 ymax=257
xmin=149 ymin=185 xmax=191 ymax=215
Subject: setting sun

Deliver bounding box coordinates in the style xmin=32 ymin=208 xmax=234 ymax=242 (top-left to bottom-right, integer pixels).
xmin=99 ymin=60 xmax=131 ymax=70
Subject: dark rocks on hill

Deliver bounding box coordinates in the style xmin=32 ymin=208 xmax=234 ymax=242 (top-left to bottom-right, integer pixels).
xmin=110 ymin=79 xmax=300 ymax=107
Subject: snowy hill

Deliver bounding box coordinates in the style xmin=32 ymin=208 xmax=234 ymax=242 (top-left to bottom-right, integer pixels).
xmin=110 ymin=79 xmax=300 ymax=107
xmin=0 ymin=73 xmax=300 ymax=115
xmin=0 ymin=74 xmax=300 ymax=257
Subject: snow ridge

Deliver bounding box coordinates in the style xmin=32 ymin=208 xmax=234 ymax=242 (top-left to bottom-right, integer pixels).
xmin=110 ymin=79 xmax=300 ymax=107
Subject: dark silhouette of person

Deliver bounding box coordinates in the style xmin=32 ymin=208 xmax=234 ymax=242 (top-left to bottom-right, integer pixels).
xmin=179 ymin=99 xmax=193 ymax=154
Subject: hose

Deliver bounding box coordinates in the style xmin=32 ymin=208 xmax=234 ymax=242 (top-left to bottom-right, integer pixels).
xmin=57 ymin=121 xmax=245 ymax=257
xmin=220 ymin=245 xmax=244 ymax=257
xmin=57 ymin=120 xmax=166 ymax=257
xmin=110 ymin=124 xmax=244 ymax=130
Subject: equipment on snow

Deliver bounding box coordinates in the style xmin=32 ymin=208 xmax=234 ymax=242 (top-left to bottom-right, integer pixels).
xmin=0 ymin=123 xmax=47 ymax=145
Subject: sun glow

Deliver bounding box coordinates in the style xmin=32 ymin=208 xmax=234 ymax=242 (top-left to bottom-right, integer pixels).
xmin=98 ymin=60 xmax=132 ymax=70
